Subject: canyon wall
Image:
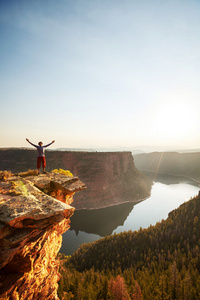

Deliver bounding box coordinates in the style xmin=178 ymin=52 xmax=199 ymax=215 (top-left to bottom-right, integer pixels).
xmin=134 ymin=152 xmax=200 ymax=183
xmin=0 ymin=149 xmax=152 ymax=209
xmin=0 ymin=170 xmax=86 ymax=300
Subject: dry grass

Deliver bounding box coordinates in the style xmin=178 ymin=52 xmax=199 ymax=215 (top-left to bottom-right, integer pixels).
xmin=16 ymin=169 xmax=39 ymax=177
xmin=0 ymin=170 xmax=13 ymax=181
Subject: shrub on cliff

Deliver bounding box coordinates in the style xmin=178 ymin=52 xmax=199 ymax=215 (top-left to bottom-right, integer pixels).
xmin=52 ymin=168 xmax=73 ymax=177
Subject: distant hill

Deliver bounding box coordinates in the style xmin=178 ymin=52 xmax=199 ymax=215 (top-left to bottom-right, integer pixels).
xmin=134 ymin=151 xmax=200 ymax=183
xmin=58 ymin=192 xmax=200 ymax=299
xmin=54 ymin=148 xmax=95 ymax=152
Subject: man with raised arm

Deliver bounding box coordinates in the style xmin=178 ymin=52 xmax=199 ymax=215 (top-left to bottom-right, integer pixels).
xmin=26 ymin=138 xmax=55 ymax=174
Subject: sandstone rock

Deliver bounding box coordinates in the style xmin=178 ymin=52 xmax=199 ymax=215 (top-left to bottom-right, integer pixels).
xmin=0 ymin=171 xmax=86 ymax=300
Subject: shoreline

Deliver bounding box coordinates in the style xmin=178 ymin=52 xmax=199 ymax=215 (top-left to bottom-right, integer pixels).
xmin=73 ymin=193 xmax=152 ymax=211
xmin=73 ymin=170 xmax=200 ymax=211
xmin=139 ymin=169 xmax=200 ymax=186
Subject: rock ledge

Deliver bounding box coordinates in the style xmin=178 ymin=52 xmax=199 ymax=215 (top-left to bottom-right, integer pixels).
xmin=0 ymin=170 xmax=86 ymax=300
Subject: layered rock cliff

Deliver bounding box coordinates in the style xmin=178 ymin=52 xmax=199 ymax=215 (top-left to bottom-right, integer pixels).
xmin=0 ymin=170 xmax=86 ymax=300
xmin=0 ymin=150 xmax=152 ymax=209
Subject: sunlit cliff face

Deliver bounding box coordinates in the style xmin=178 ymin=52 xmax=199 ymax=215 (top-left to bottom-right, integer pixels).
xmin=0 ymin=171 xmax=86 ymax=300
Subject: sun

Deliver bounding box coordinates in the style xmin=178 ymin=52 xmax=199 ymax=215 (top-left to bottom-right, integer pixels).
xmin=153 ymin=99 xmax=196 ymax=142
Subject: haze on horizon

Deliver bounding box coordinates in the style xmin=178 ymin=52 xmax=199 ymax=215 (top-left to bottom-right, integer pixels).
xmin=1 ymin=0 xmax=200 ymax=151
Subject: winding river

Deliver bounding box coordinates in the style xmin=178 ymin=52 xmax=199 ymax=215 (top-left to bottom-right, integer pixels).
xmin=60 ymin=173 xmax=199 ymax=255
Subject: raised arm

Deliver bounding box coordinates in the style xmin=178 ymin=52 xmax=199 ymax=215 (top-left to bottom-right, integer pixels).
xmin=43 ymin=140 xmax=55 ymax=148
xmin=26 ymin=138 xmax=37 ymax=148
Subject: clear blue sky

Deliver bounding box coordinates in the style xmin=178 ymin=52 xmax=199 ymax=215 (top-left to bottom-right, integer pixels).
xmin=1 ymin=0 xmax=200 ymax=149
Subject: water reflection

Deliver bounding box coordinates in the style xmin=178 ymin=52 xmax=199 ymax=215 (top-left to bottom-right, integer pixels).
xmin=70 ymin=202 xmax=134 ymax=237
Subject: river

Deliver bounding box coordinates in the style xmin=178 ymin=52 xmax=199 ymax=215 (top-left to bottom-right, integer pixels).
xmin=60 ymin=173 xmax=199 ymax=255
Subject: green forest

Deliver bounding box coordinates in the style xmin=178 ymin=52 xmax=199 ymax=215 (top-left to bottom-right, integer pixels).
xmin=58 ymin=192 xmax=200 ymax=299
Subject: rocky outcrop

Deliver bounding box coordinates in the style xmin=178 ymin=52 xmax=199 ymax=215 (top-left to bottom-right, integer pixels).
xmin=0 ymin=171 xmax=86 ymax=300
xmin=0 ymin=150 xmax=153 ymax=209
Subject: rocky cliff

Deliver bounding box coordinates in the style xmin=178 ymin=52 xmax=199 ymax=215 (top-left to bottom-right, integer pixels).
xmin=0 ymin=170 xmax=86 ymax=300
xmin=0 ymin=149 xmax=152 ymax=209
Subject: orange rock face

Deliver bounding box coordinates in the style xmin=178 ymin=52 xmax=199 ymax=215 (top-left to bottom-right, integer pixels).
xmin=0 ymin=171 xmax=86 ymax=300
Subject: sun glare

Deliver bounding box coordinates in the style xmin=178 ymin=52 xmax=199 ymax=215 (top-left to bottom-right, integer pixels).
xmin=154 ymin=100 xmax=196 ymax=141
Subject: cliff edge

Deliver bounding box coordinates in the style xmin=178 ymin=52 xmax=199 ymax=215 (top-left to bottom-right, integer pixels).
xmin=0 ymin=149 xmax=153 ymax=209
xmin=0 ymin=170 xmax=86 ymax=300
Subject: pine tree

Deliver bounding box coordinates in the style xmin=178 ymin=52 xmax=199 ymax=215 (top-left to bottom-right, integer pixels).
xmin=109 ymin=275 xmax=130 ymax=300
xmin=130 ymin=280 xmax=142 ymax=300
